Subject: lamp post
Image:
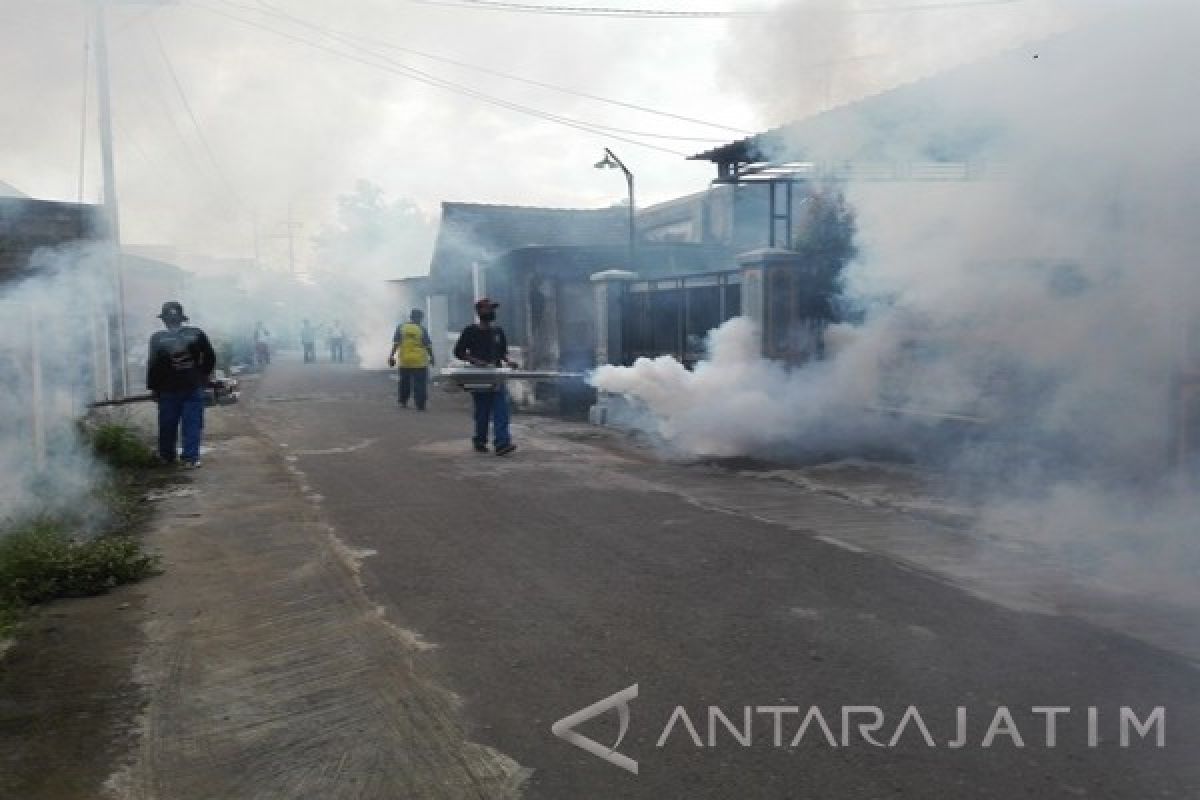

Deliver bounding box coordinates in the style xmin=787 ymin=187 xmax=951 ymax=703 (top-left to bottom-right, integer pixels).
xmin=594 ymin=148 xmax=635 ymax=270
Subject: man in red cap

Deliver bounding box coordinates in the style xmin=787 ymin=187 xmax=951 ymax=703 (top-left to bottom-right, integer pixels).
xmin=453 ymin=297 xmax=517 ymax=455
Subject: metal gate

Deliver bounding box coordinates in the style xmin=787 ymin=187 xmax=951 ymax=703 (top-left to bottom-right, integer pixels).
xmin=621 ymin=270 xmax=741 ymax=367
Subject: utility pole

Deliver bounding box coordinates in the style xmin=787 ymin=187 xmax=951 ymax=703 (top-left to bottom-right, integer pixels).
xmin=287 ymin=203 xmax=296 ymax=275
xmin=94 ymin=2 xmax=119 ymax=243
xmin=77 ymin=17 xmax=90 ymax=204
xmin=252 ymin=212 xmax=261 ymax=270
xmin=93 ymin=0 xmax=129 ymax=397
xmin=269 ymin=204 xmax=304 ymax=275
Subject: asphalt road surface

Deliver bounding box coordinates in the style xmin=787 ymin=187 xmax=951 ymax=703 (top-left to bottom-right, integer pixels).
xmin=242 ymin=359 xmax=1199 ymax=799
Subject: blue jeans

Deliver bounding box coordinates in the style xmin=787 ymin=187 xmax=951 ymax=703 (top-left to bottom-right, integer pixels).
xmin=471 ymin=388 xmax=511 ymax=448
xmin=157 ymin=387 xmax=206 ymax=462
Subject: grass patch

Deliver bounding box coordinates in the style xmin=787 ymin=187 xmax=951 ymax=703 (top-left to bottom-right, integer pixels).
xmin=0 ymin=519 xmax=158 ymax=623
xmin=1 ymin=422 xmax=163 ymax=640
xmin=88 ymin=423 xmax=159 ymax=469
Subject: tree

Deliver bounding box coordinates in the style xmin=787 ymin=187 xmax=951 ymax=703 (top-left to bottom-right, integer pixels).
xmin=791 ymin=184 xmax=858 ymax=324
xmin=313 ymin=180 xmax=436 ymax=281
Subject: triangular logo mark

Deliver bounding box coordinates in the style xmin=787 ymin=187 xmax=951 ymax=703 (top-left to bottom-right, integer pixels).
xmin=551 ymin=684 xmax=639 ymax=774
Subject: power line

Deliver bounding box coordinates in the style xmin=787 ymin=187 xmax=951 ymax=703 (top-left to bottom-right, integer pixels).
xmin=403 ymin=0 xmax=763 ymax=18
xmin=147 ymin=16 xmax=247 ymax=211
xmin=242 ymin=0 xmax=752 ymax=135
xmin=204 ymin=0 xmax=731 ymax=144
xmin=856 ymin=0 xmax=1024 ymax=12
xmin=401 ymin=0 xmax=1022 ymax=17
xmin=188 ymin=1 xmax=708 ymax=155
xmin=123 ymin=23 xmax=218 ymax=189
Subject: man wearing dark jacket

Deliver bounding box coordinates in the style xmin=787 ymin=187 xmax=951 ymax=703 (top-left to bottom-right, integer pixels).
xmin=146 ymin=301 xmax=216 ymax=467
xmin=453 ymin=297 xmax=517 ymax=456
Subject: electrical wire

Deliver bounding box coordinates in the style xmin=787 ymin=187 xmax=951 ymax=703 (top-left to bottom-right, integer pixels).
xmin=124 ymin=25 xmax=216 ymax=188
xmin=401 ymin=0 xmax=1021 ymax=17
xmin=241 ymin=0 xmax=752 ymax=135
xmin=856 ymin=0 xmax=1024 ymax=12
xmin=204 ymin=0 xmax=731 ymax=145
xmin=146 ymin=16 xmax=247 ymax=211
xmin=189 ymin=1 xmax=709 ymax=155
xmin=403 ymin=0 xmax=762 ymax=18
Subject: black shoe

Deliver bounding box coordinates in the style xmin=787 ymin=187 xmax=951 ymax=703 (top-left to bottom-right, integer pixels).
xmin=473 ymin=442 xmax=489 ymax=453
xmin=495 ymin=443 xmax=517 ymax=457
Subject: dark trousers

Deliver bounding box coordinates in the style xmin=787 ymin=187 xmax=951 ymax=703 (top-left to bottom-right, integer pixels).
xmin=157 ymin=387 xmax=206 ymax=462
xmin=330 ymin=339 xmax=344 ymax=362
xmin=398 ymin=367 xmax=428 ymax=409
xmin=471 ymin=388 xmax=511 ymax=448
xmin=303 ymin=342 xmax=315 ymax=362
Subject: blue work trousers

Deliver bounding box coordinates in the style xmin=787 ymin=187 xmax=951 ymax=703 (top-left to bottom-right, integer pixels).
xmin=157 ymin=387 xmax=206 ymax=462
xmin=471 ymin=388 xmax=511 ymax=449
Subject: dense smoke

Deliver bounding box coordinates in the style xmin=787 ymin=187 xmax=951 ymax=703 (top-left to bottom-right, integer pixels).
xmin=720 ymin=0 xmax=1072 ymax=123
xmin=0 ymin=1 xmax=746 ymax=259
xmin=0 ymin=245 xmax=113 ymax=523
xmin=312 ymin=180 xmax=437 ymax=368
xmin=593 ymin=3 xmax=1200 ymax=580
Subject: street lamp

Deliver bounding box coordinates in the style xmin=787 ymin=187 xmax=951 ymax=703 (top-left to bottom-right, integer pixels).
xmin=594 ymin=148 xmax=635 ymax=269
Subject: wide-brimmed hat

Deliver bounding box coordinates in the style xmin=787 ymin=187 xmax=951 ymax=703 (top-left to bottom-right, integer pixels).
xmin=157 ymin=301 xmax=188 ymax=321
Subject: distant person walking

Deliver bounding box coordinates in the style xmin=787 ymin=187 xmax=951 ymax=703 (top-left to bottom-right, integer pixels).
xmin=301 ymin=319 xmax=316 ymax=363
xmin=253 ymin=321 xmax=271 ymax=367
xmin=146 ymin=301 xmax=216 ymax=468
xmin=389 ymin=308 xmax=434 ymax=410
xmin=329 ymin=320 xmax=346 ymax=363
xmin=454 ymin=297 xmax=517 ymax=456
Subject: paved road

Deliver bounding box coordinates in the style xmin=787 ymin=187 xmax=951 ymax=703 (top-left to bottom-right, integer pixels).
xmin=244 ymin=359 xmax=1199 ymax=799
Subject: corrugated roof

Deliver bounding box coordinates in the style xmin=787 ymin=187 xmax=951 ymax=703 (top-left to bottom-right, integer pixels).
xmin=688 ymin=32 xmax=1065 ymax=167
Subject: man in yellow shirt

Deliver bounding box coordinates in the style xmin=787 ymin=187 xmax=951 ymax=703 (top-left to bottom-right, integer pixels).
xmin=388 ymin=308 xmax=435 ymax=410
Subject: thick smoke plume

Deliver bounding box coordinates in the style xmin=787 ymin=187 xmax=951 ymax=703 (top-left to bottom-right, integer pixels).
xmin=592 ymin=318 xmax=888 ymax=458
xmin=0 ymin=245 xmax=112 ymax=523
xmin=593 ymin=3 xmax=1200 ymax=585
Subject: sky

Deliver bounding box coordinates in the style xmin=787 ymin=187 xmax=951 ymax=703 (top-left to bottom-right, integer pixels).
xmin=1 ymin=0 xmax=1068 ymax=275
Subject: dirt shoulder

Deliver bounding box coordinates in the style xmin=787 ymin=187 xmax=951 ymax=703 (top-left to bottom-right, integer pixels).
xmin=0 ymin=583 xmax=146 ymax=799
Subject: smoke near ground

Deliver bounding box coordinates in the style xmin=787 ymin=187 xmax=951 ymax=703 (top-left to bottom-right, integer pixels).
xmin=593 ymin=2 xmax=1200 ymax=586
xmin=312 ymin=181 xmax=437 ymax=369
xmin=0 ymin=245 xmax=112 ymax=523
xmin=592 ymin=318 xmax=887 ymax=457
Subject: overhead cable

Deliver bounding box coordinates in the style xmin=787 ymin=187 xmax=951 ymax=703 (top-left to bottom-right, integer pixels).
xmin=240 ymin=0 xmax=752 ymax=135
xmin=147 ymin=16 xmax=247 ymax=211
xmin=191 ymin=1 xmax=710 ymax=155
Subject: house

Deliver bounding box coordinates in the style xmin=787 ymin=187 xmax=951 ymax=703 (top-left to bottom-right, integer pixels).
xmin=427 ymin=202 xmax=628 ymax=331
xmin=424 ymin=201 xmax=736 ymax=376
xmin=0 ymin=194 xmax=106 ymax=286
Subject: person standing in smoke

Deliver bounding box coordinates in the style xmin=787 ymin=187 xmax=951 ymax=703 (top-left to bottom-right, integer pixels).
xmin=453 ymin=297 xmax=517 ymax=456
xmin=389 ymin=308 xmax=434 ymax=410
xmin=146 ymin=301 xmax=216 ymax=468
xmin=253 ymin=321 xmax=271 ymax=367
xmin=329 ymin=319 xmax=346 ymax=363
xmin=300 ymin=318 xmax=316 ymax=363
